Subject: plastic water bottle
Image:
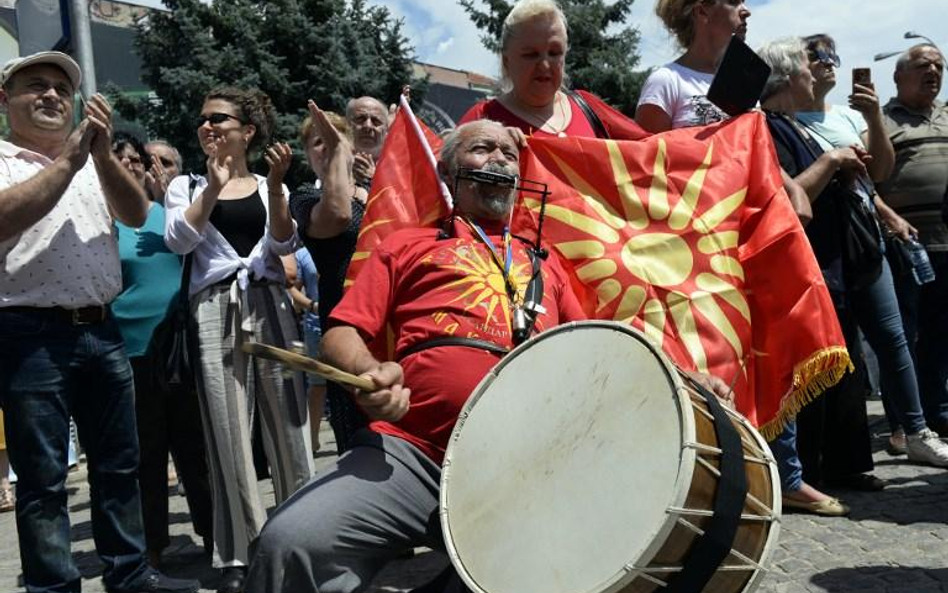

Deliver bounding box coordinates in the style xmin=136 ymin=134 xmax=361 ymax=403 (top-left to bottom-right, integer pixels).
xmin=906 ymin=238 xmax=936 ymax=285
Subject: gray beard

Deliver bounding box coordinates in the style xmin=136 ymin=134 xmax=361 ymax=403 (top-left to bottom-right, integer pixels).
xmin=471 ymin=161 xmax=518 ymax=219
xmin=478 ymin=190 xmax=515 ymax=218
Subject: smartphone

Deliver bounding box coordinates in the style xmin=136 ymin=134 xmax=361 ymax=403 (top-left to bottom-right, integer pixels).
xmin=852 ymin=68 xmax=872 ymax=92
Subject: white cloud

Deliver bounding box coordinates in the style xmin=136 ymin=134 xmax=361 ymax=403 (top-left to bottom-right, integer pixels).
xmin=436 ymin=37 xmax=455 ymax=54
xmin=375 ymin=0 xmax=499 ymax=75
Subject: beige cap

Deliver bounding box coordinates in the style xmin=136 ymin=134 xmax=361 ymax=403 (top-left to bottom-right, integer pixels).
xmin=0 ymin=51 xmax=82 ymax=90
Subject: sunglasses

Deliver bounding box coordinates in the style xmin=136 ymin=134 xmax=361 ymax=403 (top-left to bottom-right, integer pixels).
xmin=195 ymin=112 xmax=246 ymax=127
xmin=808 ymin=49 xmax=841 ymax=68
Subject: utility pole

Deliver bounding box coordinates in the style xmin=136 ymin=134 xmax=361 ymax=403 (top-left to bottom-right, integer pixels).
xmin=68 ymin=0 xmax=97 ymax=98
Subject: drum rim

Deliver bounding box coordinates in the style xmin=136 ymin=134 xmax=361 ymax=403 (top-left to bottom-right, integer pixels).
xmin=440 ymin=320 xmax=700 ymax=593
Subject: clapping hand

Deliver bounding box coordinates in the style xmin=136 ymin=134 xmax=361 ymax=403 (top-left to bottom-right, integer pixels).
xmin=145 ymin=153 xmax=171 ymax=200
xmin=61 ymin=119 xmax=96 ymax=171
xmin=84 ymin=94 xmax=114 ymax=161
xmin=265 ymin=142 xmax=293 ymax=189
xmin=205 ymin=138 xmax=236 ymax=192
xmin=352 ymin=152 xmax=375 ymax=185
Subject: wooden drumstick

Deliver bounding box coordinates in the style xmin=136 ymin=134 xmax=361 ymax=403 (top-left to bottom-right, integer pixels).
xmin=241 ymin=342 xmax=376 ymax=392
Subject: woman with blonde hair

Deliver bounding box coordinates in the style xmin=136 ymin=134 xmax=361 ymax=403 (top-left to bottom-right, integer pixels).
xmin=164 ymin=86 xmax=313 ymax=593
xmin=289 ymin=103 xmax=371 ymax=453
xmin=636 ymin=0 xmax=751 ymax=132
xmin=461 ymin=0 xmax=645 ymax=139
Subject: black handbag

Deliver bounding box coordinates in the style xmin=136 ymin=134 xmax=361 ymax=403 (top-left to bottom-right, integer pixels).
xmin=780 ymin=113 xmax=884 ymax=291
xmin=835 ymin=180 xmax=884 ymax=291
xmin=147 ymin=178 xmax=197 ymax=392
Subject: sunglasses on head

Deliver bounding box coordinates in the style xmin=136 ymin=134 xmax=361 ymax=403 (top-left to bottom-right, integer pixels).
xmin=195 ymin=112 xmax=245 ymax=127
xmin=808 ymin=49 xmax=840 ymax=68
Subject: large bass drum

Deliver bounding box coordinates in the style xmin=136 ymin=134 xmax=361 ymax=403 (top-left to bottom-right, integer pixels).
xmin=440 ymin=321 xmax=780 ymax=593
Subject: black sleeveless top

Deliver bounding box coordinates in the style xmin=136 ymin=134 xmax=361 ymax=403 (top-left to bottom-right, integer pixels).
xmin=209 ymin=191 xmax=266 ymax=258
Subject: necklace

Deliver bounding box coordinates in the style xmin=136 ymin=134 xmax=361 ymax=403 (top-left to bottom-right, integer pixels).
xmin=509 ymin=92 xmax=569 ymax=137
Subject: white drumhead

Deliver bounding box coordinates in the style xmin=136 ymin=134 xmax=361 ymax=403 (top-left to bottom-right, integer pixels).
xmin=441 ymin=321 xmax=694 ymax=593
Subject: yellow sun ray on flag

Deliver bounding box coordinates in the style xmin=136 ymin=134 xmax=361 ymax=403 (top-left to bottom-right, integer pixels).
xmin=513 ymin=113 xmax=851 ymax=438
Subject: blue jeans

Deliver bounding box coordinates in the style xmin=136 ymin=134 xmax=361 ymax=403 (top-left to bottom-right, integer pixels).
xmin=890 ymin=250 xmax=948 ymax=426
xmin=0 ymin=309 xmax=150 ymax=593
xmin=850 ymin=259 xmax=927 ymax=435
xmin=770 ymin=420 xmax=802 ymax=492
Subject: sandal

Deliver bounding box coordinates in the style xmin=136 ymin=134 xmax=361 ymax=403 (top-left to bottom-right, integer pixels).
xmin=0 ymin=482 xmax=15 ymax=513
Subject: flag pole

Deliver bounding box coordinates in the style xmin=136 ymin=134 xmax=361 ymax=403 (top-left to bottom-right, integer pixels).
xmin=399 ymin=93 xmax=453 ymax=210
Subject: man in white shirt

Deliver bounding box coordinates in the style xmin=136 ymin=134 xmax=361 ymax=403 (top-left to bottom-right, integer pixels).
xmin=345 ymin=96 xmax=390 ymax=186
xmin=0 ymin=51 xmax=199 ymax=593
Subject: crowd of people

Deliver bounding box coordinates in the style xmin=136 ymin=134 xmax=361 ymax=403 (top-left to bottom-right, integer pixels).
xmin=1 ymin=0 xmax=947 ymax=592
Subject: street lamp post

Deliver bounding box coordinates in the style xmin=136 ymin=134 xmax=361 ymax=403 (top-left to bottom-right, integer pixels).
xmin=874 ymin=51 xmax=903 ymax=62
xmin=875 ymin=31 xmax=940 ymax=63
xmin=904 ymin=31 xmax=937 ymax=46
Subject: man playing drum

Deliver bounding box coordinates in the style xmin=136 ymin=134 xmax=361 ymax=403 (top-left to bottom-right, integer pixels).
xmin=245 ymin=119 xmax=730 ymax=593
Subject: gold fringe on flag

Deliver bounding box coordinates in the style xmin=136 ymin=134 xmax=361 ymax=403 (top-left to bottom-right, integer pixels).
xmin=758 ymin=346 xmax=853 ymax=441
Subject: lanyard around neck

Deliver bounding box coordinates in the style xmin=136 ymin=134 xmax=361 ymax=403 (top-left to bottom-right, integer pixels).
xmin=461 ymin=217 xmax=521 ymax=305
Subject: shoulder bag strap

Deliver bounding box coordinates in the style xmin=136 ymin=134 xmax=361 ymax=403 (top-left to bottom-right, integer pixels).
xmin=567 ymin=90 xmax=610 ymax=139
xmin=177 ymin=177 xmax=198 ymax=305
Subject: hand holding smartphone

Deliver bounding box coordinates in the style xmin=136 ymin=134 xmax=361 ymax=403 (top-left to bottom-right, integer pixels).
xmin=852 ymin=67 xmax=872 ymax=92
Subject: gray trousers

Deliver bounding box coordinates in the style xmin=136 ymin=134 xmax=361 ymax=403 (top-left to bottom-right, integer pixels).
xmin=245 ymin=431 xmax=444 ymax=593
xmin=192 ymin=282 xmax=314 ymax=567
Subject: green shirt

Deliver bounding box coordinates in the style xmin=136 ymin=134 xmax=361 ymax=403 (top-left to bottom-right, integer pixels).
xmin=112 ymin=203 xmax=183 ymax=357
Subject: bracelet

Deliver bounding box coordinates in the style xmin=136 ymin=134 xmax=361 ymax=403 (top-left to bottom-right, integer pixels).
xmin=309 ymin=301 xmax=318 ymax=313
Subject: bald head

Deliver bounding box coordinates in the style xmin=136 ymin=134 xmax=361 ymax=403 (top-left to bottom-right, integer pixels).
xmin=346 ymin=96 xmax=390 ymax=157
xmin=894 ymin=44 xmax=944 ymax=110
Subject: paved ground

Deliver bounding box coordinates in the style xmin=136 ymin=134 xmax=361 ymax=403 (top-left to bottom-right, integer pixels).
xmin=2 ymin=399 xmax=947 ymax=593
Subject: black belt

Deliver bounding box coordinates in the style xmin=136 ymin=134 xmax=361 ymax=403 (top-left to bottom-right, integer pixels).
xmin=1 ymin=305 xmax=110 ymax=325
xmin=398 ymin=337 xmax=509 ymax=360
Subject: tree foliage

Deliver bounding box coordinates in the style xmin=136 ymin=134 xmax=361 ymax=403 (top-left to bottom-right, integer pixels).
xmin=458 ymin=0 xmax=648 ymax=116
xmin=115 ymin=0 xmax=423 ymax=179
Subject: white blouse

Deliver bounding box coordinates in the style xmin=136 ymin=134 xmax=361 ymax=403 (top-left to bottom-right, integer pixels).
xmin=164 ymin=173 xmax=299 ymax=296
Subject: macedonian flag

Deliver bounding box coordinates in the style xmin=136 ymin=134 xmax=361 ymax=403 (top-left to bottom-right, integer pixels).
xmin=345 ymin=97 xmax=450 ymax=288
xmin=514 ymin=112 xmax=850 ymax=438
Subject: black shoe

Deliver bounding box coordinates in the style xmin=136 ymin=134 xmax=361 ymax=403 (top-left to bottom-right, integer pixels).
xmin=218 ymin=566 xmax=247 ymax=593
xmin=825 ymin=473 xmax=888 ymax=491
xmin=115 ymin=570 xmax=201 ymax=593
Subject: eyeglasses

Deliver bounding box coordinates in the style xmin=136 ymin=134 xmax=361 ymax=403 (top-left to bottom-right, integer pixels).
xmin=808 ymin=49 xmax=840 ymax=68
xmin=195 ymin=112 xmax=245 ymax=127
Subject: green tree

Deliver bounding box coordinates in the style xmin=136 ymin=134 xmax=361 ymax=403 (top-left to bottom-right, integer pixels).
xmin=114 ymin=0 xmax=424 ymax=181
xmin=458 ymin=0 xmax=648 ymax=116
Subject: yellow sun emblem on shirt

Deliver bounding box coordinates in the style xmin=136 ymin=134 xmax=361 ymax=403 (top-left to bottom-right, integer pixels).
xmin=440 ymin=244 xmax=531 ymax=329
xmin=526 ymin=138 xmax=748 ymax=373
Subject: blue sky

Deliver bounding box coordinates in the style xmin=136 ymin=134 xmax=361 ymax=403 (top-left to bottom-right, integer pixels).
xmin=128 ymin=0 xmax=947 ymax=106
xmin=371 ymin=0 xmax=948 ymax=107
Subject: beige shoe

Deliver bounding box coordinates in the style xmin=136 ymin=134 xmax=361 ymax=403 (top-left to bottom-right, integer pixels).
xmin=782 ymin=496 xmax=850 ymax=517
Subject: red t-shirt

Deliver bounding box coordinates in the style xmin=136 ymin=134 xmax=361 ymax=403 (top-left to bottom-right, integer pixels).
xmin=329 ymin=219 xmax=587 ymax=462
xmin=459 ymin=90 xmax=648 ymax=141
